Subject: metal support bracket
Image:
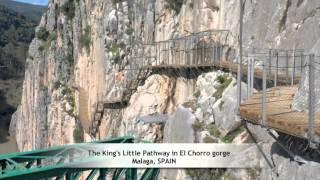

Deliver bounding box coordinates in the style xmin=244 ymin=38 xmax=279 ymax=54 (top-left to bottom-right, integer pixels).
xmin=242 ymin=121 xmax=278 ymax=176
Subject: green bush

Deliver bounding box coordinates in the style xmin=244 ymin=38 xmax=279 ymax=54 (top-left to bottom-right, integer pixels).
xmin=192 ymin=120 xmax=205 ymax=132
xmin=73 ymin=123 xmax=84 ymax=143
xmin=206 ymin=123 xmax=221 ymax=137
xmin=61 ymin=86 xmax=73 ymax=96
xmin=62 ymin=53 xmax=74 ymax=66
xmin=36 ymin=27 xmax=49 ymax=41
xmin=62 ymin=0 xmax=75 ymax=20
xmin=164 ymin=0 xmax=184 ymax=13
xmin=109 ymin=42 xmax=122 ymax=63
xmin=221 ymin=137 xmax=232 ymax=143
xmin=212 ymin=75 xmax=232 ymax=99
xmin=59 ymin=85 xmax=76 ymax=116
xmin=110 ymin=42 xmax=120 ymax=54
xmin=53 ymin=81 xmax=61 ymax=89
xmin=79 ymin=26 xmax=91 ymax=53
xmin=217 ymin=75 xmax=227 ymax=84
xmin=48 ymin=32 xmax=57 ymax=42
xmin=40 ymin=31 xmax=57 ymax=51
xmin=66 ymin=96 xmax=76 ymax=116
xmin=221 ymin=126 xmax=246 ymax=143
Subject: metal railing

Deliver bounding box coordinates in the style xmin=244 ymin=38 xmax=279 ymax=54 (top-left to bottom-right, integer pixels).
xmin=142 ymin=30 xmax=235 ymax=67
xmin=244 ymin=49 xmax=305 ymax=96
xmin=110 ymin=30 xmax=236 ymax=103
xmin=0 ymin=136 xmax=159 ymax=180
xmin=239 ymin=49 xmax=319 ymax=147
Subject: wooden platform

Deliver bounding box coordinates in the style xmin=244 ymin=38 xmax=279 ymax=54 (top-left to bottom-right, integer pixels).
xmin=143 ymin=61 xmax=300 ymax=84
xmin=240 ymin=86 xmax=320 ymax=140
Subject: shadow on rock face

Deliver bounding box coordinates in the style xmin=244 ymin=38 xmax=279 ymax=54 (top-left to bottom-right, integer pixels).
xmin=270 ymin=142 xmax=292 ymax=159
xmin=0 ymin=90 xmax=16 ymax=143
xmin=270 ymin=133 xmax=320 ymax=164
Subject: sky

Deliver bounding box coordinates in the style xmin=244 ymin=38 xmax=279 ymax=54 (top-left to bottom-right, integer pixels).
xmin=14 ymin=0 xmax=48 ymax=6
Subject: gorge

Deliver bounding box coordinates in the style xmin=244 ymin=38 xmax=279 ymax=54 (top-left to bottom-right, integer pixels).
xmin=6 ymin=0 xmax=320 ymax=179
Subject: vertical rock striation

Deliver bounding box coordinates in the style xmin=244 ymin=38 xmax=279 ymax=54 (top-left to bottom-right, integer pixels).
xmin=9 ymin=0 xmax=320 ymax=178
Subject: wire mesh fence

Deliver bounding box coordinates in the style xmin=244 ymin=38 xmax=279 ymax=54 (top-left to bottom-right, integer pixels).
xmin=243 ymin=49 xmax=306 ymax=96
xmin=106 ymin=25 xmax=320 ymax=148
xmin=309 ymin=55 xmax=320 ymax=146
xmin=102 ymin=29 xmax=235 ymax=107
xmin=142 ymin=30 xmax=236 ymax=67
xmin=239 ymin=49 xmax=319 ymax=148
xmin=117 ymin=36 xmax=320 ymax=148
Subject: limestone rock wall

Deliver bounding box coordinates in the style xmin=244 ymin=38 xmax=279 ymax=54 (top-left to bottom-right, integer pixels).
xmin=9 ymin=3 xmax=320 ymax=179
xmin=9 ymin=0 xmax=153 ymax=151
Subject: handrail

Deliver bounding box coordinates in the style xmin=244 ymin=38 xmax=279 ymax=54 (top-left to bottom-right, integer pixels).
xmin=0 ymin=136 xmax=157 ymax=180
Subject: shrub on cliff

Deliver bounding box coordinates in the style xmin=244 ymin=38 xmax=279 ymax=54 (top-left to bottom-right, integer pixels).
xmin=61 ymin=0 xmax=75 ymax=20
xmin=79 ymin=26 xmax=91 ymax=53
xmin=36 ymin=27 xmax=49 ymax=41
xmin=164 ymin=0 xmax=184 ymax=13
xmin=73 ymin=122 xmax=84 ymax=143
xmin=37 ymin=27 xmax=58 ymax=51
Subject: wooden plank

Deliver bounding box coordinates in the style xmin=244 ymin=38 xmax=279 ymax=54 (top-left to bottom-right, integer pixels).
xmin=240 ymin=86 xmax=320 ymax=139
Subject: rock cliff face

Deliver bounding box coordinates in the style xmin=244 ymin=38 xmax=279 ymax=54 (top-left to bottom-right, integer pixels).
xmin=9 ymin=0 xmax=320 ymax=179
xmin=9 ymin=0 xmax=228 ymax=151
xmin=11 ymin=0 xmax=320 ymax=150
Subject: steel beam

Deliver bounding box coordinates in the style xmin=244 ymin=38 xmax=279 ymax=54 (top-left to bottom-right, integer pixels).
xmin=125 ymin=169 xmax=137 ymax=180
